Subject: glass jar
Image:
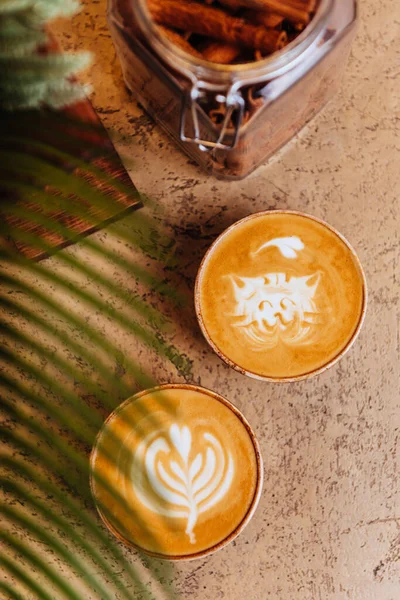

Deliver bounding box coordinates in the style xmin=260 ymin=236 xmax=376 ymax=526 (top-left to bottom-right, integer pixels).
xmin=108 ymin=0 xmax=357 ymax=180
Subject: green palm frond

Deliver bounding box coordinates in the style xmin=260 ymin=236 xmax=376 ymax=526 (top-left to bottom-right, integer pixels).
xmin=0 ymin=116 xmax=186 ymax=597
xmin=0 ymin=16 xmax=47 ymax=56
xmin=0 ymin=0 xmax=80 ymax=26
xmin=0 ymin=2 xmax=187 ymax=596
xmin=0 ymin=0 xmax=88 ymax=110
xmin=0 ymin=52 xmax=91 ymax=78
xmin=0 ymin=112 xmax=192 ymax=600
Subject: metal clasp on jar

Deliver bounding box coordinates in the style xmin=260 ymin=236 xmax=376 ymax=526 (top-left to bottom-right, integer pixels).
xmin=179 ymin=81 xmax=245 ymax=152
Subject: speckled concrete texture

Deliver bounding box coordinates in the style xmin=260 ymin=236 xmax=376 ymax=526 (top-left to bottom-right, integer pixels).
xmin=10 ymin=0 xmax=399 ymax=598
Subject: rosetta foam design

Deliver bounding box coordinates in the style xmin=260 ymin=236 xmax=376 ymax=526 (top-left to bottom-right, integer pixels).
xmin=132 ymin=423 xmax=234 ymax=544
xmin=91 ymin=386 xmax=261 ymax=557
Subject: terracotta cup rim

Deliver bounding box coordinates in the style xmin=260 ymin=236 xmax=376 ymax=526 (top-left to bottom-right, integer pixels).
xmin=90 ymin=383 xmax=264 ymax=561
xmin=194 ymin=209 xmax=368 ymax=383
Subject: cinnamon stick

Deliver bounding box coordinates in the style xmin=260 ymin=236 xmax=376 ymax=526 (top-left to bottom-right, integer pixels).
xmin=148 ymin=0 xmax=288 ymax=54
xmin=202 ymin=41 xmax=241 ymax=63
xmin=219 ymin=0 xmax=316 ymax=9
xmin=209 ymin=105 xmax=234 ymax=127
xmin=218 ymin=0 xmax=314 ymax=25
xmin=157 ymin=26 xmax=202 ymax=58
xmin=242 ymin=10 xmax=285 ymax=29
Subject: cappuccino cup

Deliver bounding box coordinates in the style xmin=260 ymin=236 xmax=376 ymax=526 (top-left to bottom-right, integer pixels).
xmin=195 ymin=211 xmax=367 ymax=382
xmin=90 ymin=384 xmax=263 ymax=560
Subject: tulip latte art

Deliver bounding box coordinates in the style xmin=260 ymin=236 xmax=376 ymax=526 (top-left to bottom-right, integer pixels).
xmin=132 ymin=423 xmax=234 ymax=544
xmin=197 ymin=212 xmax=366 ymax=380
xmin=90 ymin=386 xmax=261 ymax=558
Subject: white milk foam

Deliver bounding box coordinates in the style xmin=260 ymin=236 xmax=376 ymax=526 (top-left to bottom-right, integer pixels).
xmin=228 ymin=236 xmax=321 ymax=349
xmin=131 ymin=424 xmax=234 ymax=544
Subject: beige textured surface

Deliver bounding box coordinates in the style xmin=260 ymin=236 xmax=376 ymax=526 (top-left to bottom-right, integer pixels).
xmin=10 ymin=0 xmax=400 ymax=598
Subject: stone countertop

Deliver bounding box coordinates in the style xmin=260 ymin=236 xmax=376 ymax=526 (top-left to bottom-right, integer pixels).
xmin=50 ymin=1 xmax=399 ymax=599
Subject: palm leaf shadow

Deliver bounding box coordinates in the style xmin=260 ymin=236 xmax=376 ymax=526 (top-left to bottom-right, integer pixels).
xmin=0 ymin=110 xmax=189 ymax=600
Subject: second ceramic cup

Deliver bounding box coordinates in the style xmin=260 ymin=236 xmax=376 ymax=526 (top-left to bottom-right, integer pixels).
xmin=195 ymin=210 xmax=367 ymax=382
xmin=90 ymin=384 xmax=263 ymax=560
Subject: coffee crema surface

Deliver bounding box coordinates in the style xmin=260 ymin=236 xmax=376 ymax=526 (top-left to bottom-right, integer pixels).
xmin=196 ymin=212 xmax=366 ymax=380
xmin=90 ymin=385 xmax=261 ymax=558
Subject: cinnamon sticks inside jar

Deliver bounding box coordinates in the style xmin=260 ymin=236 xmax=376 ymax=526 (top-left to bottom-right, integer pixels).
xmin=148 ymin=0 xmax=288 ymax=56
xmin=147 ymin=0 xmax=319 ymax=65
xmin=110 ymin=0 xmax=354 ymax=179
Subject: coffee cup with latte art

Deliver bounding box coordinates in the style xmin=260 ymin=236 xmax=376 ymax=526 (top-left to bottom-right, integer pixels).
xmin=195 ymin=211 xmax=367 ymax=382
xmin=90 ymin=384 xmax=263 ymax=560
